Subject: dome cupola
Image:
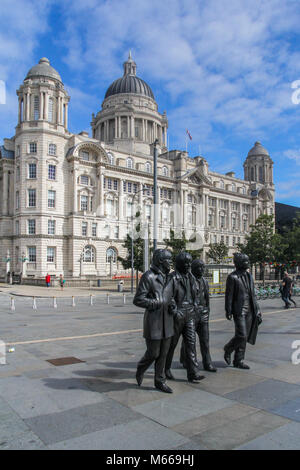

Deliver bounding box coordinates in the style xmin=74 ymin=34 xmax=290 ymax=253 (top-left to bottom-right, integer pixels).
xmin=25 ymin=57 xmax=62 ymax=83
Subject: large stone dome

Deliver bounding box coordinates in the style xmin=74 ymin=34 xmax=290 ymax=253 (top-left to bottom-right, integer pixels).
xmin=104 ymin=52 xmax=154 ymax=100
xmin=25 ymin=57 xmax=62 ymax=82
xmin=247 ymin=141 xmax=269 ymax=157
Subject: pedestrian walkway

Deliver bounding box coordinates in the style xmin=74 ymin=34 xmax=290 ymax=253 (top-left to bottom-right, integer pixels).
xmin=0 ymin=282 xmax=114 ymax=298
xmin=0 ymin=295 xmax=299 ymax=450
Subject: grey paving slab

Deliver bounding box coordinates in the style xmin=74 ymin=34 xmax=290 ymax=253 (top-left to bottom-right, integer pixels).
xmin=253 ymin=363 xmax=300 ymax=384
xmin=171 ymin=403 xmax=258 ymax=437
xmin=236 ymin=421 xmax=300 ymax=450
xmin=25 ymin=399 xmax=142 ymax=445
xmin=192 ymin=410 xmax=289 ymax=450
xmin=49 ymin=417 xmax=188 ymax=450
xmin=225 ymin=379 xmax=300 ymax=411
xmin=171 ymin=441 xmax=207 ymax=450
xmin=269 ymin=397 xmax=300 ymax=422
xmin=132 ymin=390 xmax=234 ymax=427
xmin=0 ymin=411 xmax=31 ymax=441
xmin=189 ymin=368 xmax=267 ymax=396
xmin=0 ymin=430 xmax=47 ymax=450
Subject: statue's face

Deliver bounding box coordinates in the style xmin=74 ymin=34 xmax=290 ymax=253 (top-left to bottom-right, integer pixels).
xmin=235 ymin=254 xmax=250 ymax=271
xmin=192 ymin=262 xmax=205 ymax=278
xmin=160 ymin=252 xmax=172 ymax=274
xmin=177 ymin=257 xmax=192 ymax=274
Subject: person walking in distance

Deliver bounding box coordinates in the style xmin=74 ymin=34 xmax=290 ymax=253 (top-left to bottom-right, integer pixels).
xmin=224 ymin=253 xmax=262 ymax=369
xmin=59 ymin=274 xmax=65 ymax=291
xmin=45 ymin=273 xmax=51 ymax=288
xmin=134 ymin=249 xmax=175 ymax=394
xmin=180 ymin=259 xmax=217 ymax=373
xmin=281 ymin=271 xmax=296 ymax=308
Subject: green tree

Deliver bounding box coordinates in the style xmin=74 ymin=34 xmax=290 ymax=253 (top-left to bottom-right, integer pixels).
xmin=207 ymin=242 xmax=229 ymax=264
xmin=118 ymin=213 xmax=152 ymax=288
xmin=281 ymin=212 xmax=300 ymax=265
xmin=237 ymin=214 xmax=287 ymax=284
xmin=163 ymin=229 xmax=203 ymax=264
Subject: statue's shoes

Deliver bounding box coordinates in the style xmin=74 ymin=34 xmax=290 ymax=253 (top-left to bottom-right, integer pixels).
xmin=204 ymin=364 xmax=217 ymax=372
xmin=224 ymin=348 xmax=231 ymax=365
xmin=165 ymin=369 xmax=175 ymax=380
xmin=233 ymin=362 xmax=250 ymax=370
xmin=136 ymin=370 xmax=144 ymax=386
xmin=155 ymin=382 xmax=173 ymax=393
xmin=187 ymin=374 xmax=205 ymax=383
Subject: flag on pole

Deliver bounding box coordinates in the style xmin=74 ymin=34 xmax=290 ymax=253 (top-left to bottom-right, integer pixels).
xmin=186 ymin=129 xmax=192 ymax=140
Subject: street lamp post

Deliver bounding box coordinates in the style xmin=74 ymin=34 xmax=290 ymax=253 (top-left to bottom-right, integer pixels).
xmin=153 ymin=139 xmax=159 ymax=251
xmin=130 ymin=186 xmax=148 ymax=294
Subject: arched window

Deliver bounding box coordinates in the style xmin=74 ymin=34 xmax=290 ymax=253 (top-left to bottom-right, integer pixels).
xmin=145 ymin=162 xmax=152 ymax=173
xmin=127 ymin=157 xmax=133 ymax=169
xmin=162 ymin=166 xmax=168 ymax=176
xmin=83 ymin=245 xmax=95 ymax=263
xmin=33 ymin=96 xmax=39 ymax=120
xmin=107 ymin=152 xmax=114 ymax=165
xmin=106 ymin=247 xmax=117 ymax=263
xmin=48 ymin=98 xmax=54 ymax=122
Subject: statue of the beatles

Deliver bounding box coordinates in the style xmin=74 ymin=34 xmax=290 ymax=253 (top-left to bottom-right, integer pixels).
xmin=134 ymin=250 xmax=261 ymax=392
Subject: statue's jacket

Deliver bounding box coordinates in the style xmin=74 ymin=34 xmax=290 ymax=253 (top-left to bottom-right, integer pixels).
xmin=133 ymin=265 xmax=175 ymax=340
xmin=225 ymin=270 xmax=261 ymax=344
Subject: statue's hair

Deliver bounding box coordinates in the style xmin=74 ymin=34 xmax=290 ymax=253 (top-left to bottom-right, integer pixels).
xmin=175 ymin=251 xmax=193 ymax=269
xmin=152 ymin=249 xmax=171 ymax=266
xmin=191 ymin=259 xmax=205 ymax=274
xmin=233 ymin=252 xmax=248 ymax=266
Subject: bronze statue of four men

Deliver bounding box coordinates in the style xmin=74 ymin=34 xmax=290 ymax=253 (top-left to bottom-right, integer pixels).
xmin=134 ymin=249 xmax=262 ymax=393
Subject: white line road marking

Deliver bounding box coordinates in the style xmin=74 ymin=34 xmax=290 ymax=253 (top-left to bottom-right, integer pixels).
xmin=5 ymin=308 xmax=295 ymax=346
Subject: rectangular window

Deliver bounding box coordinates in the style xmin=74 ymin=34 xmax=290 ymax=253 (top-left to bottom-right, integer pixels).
xmin=28 ymin=189 xmax=36 ymax=207
xmin=47 ymin=247 xmax=55 ymax=263
xmin=16 ymin=191 xmax=20 ymax=210
xmin=16 ymin=145 xmax=20 ymax=157
xmin=28 ymin=219 xmax=36 ymax=234
xmin=221 ymin=235 xmax=224 ymax=243
xmin=220 ymin=215 xmax=225 ymax=228
xmin=127 ymin=201 xmax=133 ymax=217
xmin=113 ymin=179 xmax=118 ymax=191
xmin=127 ymin=182 xmax=132 ymax=193
xmin=16 ymin=166 xmax=20 ymax=182
xmin=48 ymin=219 xmax=55 ymax=235
xmin=226 ymin=236 xmax=229 ymax=245
xmin=133 ymin=183 xmax=138 ymax=193
xmin=81 ymin=195 xmax=88 ymax=211
xmin=48 ymin=190 xmax=55 ymax=208
xmin=48 ymin=144 xmax=56 ymax=156
xmin=80 ymin=175 xmax=89 ymax=185
xmin=81 ymin=151 xmax=89 ymax=161
xmin=29 ymin=142 xmax=37 ymax=153
xmin=92 ymin=223 xmax=97 ymax=237
xmin=114 ymin=226 xmax=119 ymax=239
xmin=82 ymin=222 xmax=88 ymax=236
xmin=28 ymin=246 xmax=36 ymax=262
xmin=233 ymin=237 xmax=236 ymax=246
xmin=33 ymin=96 xmax=39 ymax=120
xmin=48 ymin=164 xmax=56 ymax=180
xmin=15 ymin=220 xmax=19 ymax=235
xmin=107 ymin=178 xmax=112 ymax=190
xmin=123 ymin=181 xmax=127 ymax=192
xmin=209 ymin=197 xmax=216 ymax=207
xmin=28 ymin=163 xmax=37 ymax=179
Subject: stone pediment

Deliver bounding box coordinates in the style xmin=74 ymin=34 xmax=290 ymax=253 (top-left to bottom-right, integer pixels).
xmin=180 ymin=166 xmax=212 ymax=186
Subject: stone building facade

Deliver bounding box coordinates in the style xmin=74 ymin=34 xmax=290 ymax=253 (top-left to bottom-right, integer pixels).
xmin=0 ymin=54 xmax=275 ymax=279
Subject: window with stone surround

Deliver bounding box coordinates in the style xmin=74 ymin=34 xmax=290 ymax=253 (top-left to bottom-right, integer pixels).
xmin=126 ymin=158 xmax=133 ymax=169
xmin=28 ymin=189 xmax=36 ymax=207
xmin=28 ymin=163 xmax=37 ymax=179
xmin=16 ymin=191 xmax=20 ymax=210
xmin=28 ymin=246 xmax=36 ymax=262
xmin=81 ymin=150 xmax=89 ymax=161
xmin=15 ymin=220 xmax=19 ymax=235
xmin=80 ymin=195 xmax=88 ymax=211
xmin=92 ymin=223 xmax=97 ymax=237
xmin=48 ymin=144 xmax=56 ymax=156
xmin=83 ymin=245 xmax=95 ymax=262
xmin=48 ymin=98 xmax=54 ymax=122
xmin=48 ymin=190 xmax=56 ymax=208
xmin=80 ymin=175 xmax=89 ymax=185
xmin=33 ymin=96 xmax=39 ymax=120
xmin=28 ymin=219 xmax=36 ymax=235
xmin=106 ymin=247 xmax=117 ymax=263
xmin=29 ymin=142 xmax=37 ymax=154
xmin=47 ymin=247 xmax=55 ymax=263
xmin=82 ymin=222 xmax=88 ymax=236
xmin=48 ymin=219 xmax=56 ymax=235
xmin=48 ymin=164 xmax=56 ymax=180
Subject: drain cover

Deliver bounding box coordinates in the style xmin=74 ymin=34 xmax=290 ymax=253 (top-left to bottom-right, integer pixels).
xmin=46 ymin=357 xmax=85 ymax=366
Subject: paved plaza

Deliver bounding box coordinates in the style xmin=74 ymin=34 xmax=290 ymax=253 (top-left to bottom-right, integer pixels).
xmin=0 ymin=284 xmax=299 ymax=450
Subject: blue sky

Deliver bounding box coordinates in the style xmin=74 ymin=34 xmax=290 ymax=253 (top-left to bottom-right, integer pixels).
xmin=1 ymin=0 xmax=300 ymax=206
